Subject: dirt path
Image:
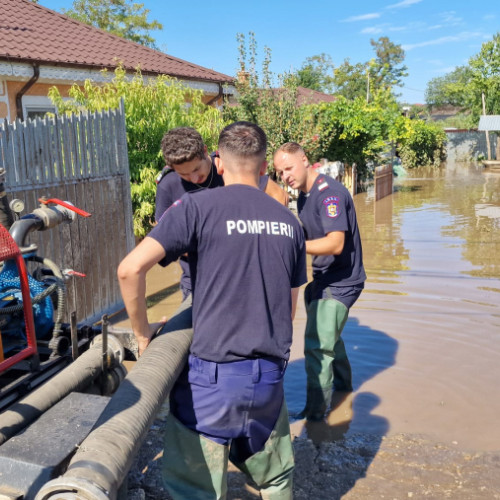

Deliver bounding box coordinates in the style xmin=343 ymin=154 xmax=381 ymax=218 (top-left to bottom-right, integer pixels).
xmin=127 ymin=401 xmax=500 ymax=500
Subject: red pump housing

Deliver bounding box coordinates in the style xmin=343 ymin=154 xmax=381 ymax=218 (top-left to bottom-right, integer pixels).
xmin=0 ymin=223 xmax=38 ymax=372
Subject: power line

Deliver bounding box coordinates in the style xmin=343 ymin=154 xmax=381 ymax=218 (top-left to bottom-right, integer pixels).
xmin=395 ymin=85 xmax=426 ymax=93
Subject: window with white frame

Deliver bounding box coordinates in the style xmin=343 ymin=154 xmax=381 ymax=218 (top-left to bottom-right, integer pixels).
xmin=22 ymin=95 xmax=56 ymax=120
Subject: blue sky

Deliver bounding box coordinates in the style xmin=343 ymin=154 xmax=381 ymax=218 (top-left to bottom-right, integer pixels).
xmin=39 ymin=0 xmax=498 ymax=104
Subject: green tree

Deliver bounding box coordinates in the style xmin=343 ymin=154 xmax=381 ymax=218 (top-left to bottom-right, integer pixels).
xmin=62 ymin=0 xmax=162 ymax=48
xmin=227 ymin=33 xmax=443 ymax=183
xmin=425 ymin=66 xmax=473 ymax=110
xmin=49 ymin=67 xmax=224 ymax=236
xmin=332 ymin=37 xmax=407 ymax=100
xmin=426 ymin=33 xmax=500 ymax=157
xmin=469 ymin=32 xmax=500 ymax=159
xmin=469 ymin=32 xmax=500 ymax=117
xmin=425 ymin=33 xmax=500 ymax=120
xmin=370 ymin=36 xmax=408 ymax=91
xmin=307 ymin=89 xmax=406 ymax=179
xmin=286 ymin=54 xmax=335 ymax=93
xmin=332 ymin=58 xmax=368 ymax=100
xmin=224 ymin=33 xmax=322 ymax=163
xmin=398 ymin=119 xmax=447 ymax=168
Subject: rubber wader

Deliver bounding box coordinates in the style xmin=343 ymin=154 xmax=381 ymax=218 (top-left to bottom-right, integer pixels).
xmin=231 ymin=402 xmax=294 ymax=500
xmin=303 ymin=296 xmax=349 ymax=420
xmin=162 ymin=413 xmax=229 ymax=500
xmin=162 ymin=403 xmax=294 ymax=500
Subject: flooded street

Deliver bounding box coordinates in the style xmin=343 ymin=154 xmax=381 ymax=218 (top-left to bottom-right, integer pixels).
xmin=131 ymin=161 xmax=500 ymax=454
xmin=286 ymin=162 xmax=500 ymax=452
xmin=124 ymin=162 xmax=500 ymax=499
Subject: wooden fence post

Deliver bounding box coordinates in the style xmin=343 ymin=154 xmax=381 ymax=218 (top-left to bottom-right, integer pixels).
xmin=374 ymin=164 xmax=393 ymax=201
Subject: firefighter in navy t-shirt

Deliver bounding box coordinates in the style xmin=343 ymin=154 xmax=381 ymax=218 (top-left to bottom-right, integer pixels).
xmin=274 ymin=142 xmax=366 ymax=421
xmin=118 ymin=122 xmax=307 ymax=499
xmin=155 ymin=127 xmax=289 ymax=300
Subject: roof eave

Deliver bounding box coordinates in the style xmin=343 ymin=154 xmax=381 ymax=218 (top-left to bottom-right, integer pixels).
xmin=0 ymin=56 xmax=235 ymax=87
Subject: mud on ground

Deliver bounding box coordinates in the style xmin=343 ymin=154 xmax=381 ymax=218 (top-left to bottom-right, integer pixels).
xmin=127 ymin=402 xmax=500 ymax=500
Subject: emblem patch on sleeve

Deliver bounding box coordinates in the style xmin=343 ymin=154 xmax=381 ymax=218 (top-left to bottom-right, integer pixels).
xmin=322 ymin=196 xmax=339 ymax=218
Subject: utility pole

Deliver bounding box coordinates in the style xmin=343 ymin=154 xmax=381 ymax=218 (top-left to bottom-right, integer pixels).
xmin=482 ymin=92 xmax=491 ymax=161
xmin=366 ymin=69 xmax=370 ymax=103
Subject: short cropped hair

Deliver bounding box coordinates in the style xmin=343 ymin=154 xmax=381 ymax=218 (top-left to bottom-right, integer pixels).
xmin=161 ymin=127 xmax=205 ymax=166
xmin=218 ymin=121 xmax=267 ymax=159
xmin=273 ymin=142 xmax=305 ymax=157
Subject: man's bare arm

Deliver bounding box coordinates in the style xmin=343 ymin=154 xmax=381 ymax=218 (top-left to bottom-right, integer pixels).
xmin=117 ymin=237 xmax=166 ymax=355
xmin=291 ymin=287 xmax=300 ymax=320
xmin=265 ymin=178 xmax=289 ymax=207
xmin=306 ymin=231 xmax=345 ymax=256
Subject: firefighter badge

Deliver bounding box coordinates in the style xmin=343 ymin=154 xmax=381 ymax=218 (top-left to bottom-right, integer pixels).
xmin=322 ymin=196 xmax=339 ymax=218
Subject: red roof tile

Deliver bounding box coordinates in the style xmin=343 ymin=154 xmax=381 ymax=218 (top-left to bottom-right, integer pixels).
xmin=0 ymin=0 xmax=234 ymax=84
xmin=296 ymin=87 xmax=337 ymax=105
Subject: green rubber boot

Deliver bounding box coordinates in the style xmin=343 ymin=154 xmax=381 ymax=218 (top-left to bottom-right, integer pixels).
xmin=302 ymin=296 xmax=349 ymax=420
xmin=333 ymin=337 xmax=353 ymax=392
xmin=162 ymin=413 xmax=229 ymax=500
xmin=230 ymin=403 xmax=294 ymax=499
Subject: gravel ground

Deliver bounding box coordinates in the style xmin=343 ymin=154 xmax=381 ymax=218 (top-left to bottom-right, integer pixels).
xmin=126 ymin=401 xmax=500 ymax=500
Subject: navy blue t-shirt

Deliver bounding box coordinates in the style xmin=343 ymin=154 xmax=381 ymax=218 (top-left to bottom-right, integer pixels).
xmin=298 ymin=175 xmax=366 ymax=287
xmin=155 ymin=154 xmax=270 ymax=221
xmin=155 ymin=154 xmax=270 ymax=296
xmin=149 ymin=184 xmax=307 ymax=362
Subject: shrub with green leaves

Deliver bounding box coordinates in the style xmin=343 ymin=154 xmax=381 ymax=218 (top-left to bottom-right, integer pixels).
xmin=398 ymin=119 xmax=447 ymax=168
xmin=49 ymin=66 xmax=225 ymax=236
xmin=294 ymin=90 xmax=405 ymax=182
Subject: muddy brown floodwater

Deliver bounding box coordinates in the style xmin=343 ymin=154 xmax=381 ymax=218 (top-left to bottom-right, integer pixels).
xmin=287 ymin=161 xmax=500 ymax=452
xmin=123 ymin=162 xmax=500 ymax=499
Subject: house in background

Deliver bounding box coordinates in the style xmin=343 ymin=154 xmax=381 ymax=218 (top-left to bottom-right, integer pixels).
xmin=295 ymin=86 xmax=336 ymax=106
xmin=0 ymin=0 xmax=235 ymax=121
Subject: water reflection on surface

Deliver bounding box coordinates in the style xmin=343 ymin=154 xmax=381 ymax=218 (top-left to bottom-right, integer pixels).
xmin=287 ymin=162 xmax=500 ymax=451
xmin=133 ymin=163 xmax=500 ymax=452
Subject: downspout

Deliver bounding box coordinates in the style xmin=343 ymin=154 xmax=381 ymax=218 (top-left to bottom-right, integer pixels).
xmin=206 ymin=82 xmax=224 ymax=107
xmin=15 ymin=64 xmax=40 ymax=121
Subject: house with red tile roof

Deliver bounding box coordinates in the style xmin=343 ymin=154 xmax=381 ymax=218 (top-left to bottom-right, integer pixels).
xmin=0 ymin=0 xmax=235 ymax=121
xmin=295 ymin=87 xmax=337 ymax=106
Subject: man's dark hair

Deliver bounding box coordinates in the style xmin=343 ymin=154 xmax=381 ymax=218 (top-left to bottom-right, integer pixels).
xmin=161 ymin=127 xmax=205 ymax=166
xmin=218 ymin=121 xmax=267 ymax=159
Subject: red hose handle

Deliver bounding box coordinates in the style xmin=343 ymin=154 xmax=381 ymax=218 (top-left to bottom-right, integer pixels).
xmin=38 ymin=198 xmax=91 ymax=217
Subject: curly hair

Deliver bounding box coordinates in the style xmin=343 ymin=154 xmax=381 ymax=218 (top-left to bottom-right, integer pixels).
xmin=161 ymin=127 xmax=205 ymax=166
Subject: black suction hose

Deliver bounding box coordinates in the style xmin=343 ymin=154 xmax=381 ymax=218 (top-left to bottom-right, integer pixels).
xmin=28 ymin=255 xmax=67 ymax=357
xmin=36 ymin=302 xmax=193 ymax=500
xmin=0 ymin=337 xmax=110 ymax=445
xmin=0 ymin=179 xmax=14 ymax=230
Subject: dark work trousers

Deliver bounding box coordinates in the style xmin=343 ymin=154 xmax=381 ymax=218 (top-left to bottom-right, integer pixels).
xmin=170 ymin=354 xmax=287 ymax=462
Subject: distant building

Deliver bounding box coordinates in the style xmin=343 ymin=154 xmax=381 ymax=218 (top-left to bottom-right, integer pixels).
xmin=295 ymin=87 xmax=337 ymax=106
xmin=227 ymin=82 xmax=337 ymax=109
xmin=428 ymin=104 xmax=462 ymax=122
